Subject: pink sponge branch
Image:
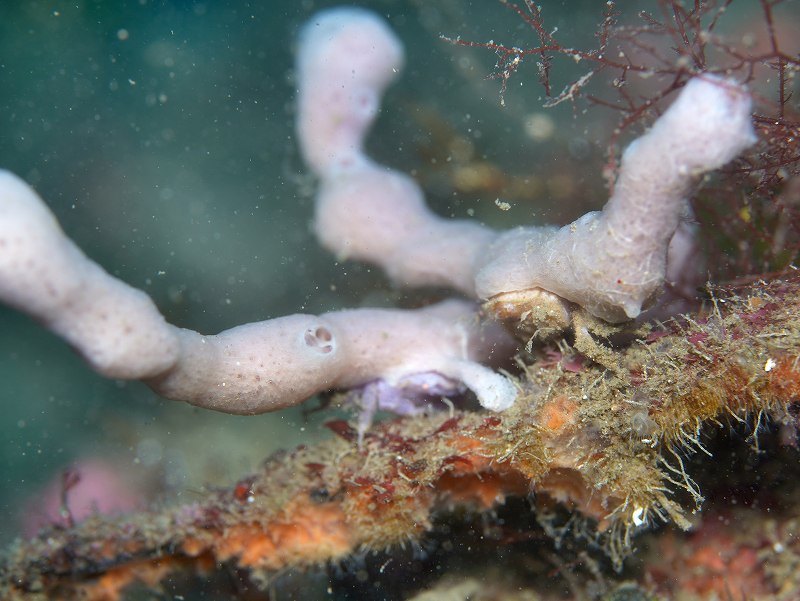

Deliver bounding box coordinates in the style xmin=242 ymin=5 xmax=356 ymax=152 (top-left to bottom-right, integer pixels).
xmin=296 ymin=7 xmax=404 ymax=176
xmin=314 ymin=165 xmax=496 ymax=295
xmin=297 ymin=8 xmax=756 ymax=322
xmin=475 ymin=75 xmax=757 ymax=321
xmin=0 ymin=170 xmax=516 ymax=415
xmin=0 ymin=170 xmax=181 ymax=379
xmin=150 ymin=300 xmax=517 ymax=415
xmin=297 ymin=8 xmax=496 ymax=296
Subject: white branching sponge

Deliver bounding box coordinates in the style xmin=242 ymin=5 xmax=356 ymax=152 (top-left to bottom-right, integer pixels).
xmin=297 ymin=8 xmax=756 ymax=323
xmin=0 ymin=170 xmax=181 ymax=379
xmin=297 ymin=8 xmax=496 ymax=296
xmin=474 ymin=75 xmax=757 ymax=322
xmin=0 ymin=7 xmax=757 ymax=427
xmin=0 ymin=171 xmax=516 ymax=416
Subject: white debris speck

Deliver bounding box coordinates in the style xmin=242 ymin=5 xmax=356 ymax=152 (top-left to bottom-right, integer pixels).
xmin=523 ymin=112 xmax=556 ymax=142
xmin=764 ymin=357 xmax=777 ymax=372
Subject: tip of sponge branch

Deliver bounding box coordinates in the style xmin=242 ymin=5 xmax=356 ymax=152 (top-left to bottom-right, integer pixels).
xmin=451 ymin=361 xmax=517 ymax=412
xmin=298 ymin=7 xmax=404 ymax=66
xmin=661 ymin=74 xmax=756 ymax=171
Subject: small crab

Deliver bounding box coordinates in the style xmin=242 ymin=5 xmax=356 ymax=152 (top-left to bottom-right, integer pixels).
xmin=483 ymin=286 xmax=643 ymax=370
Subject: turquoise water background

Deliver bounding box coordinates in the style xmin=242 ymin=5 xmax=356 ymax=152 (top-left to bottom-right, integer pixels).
xmin=0 ymin=0 xmax=594 ymax=544
xmin=0 ymin=0 xmax=783 ymax=554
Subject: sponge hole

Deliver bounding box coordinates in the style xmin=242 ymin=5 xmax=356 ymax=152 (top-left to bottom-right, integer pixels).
xmin=304 ymin=326 xmax=335 ymax=354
